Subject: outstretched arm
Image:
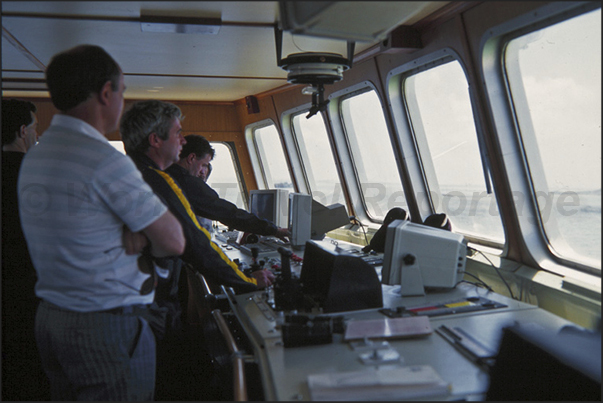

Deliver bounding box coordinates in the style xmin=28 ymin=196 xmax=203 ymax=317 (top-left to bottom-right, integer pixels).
xmin=176 ymin=173 xmax=280 ymax=236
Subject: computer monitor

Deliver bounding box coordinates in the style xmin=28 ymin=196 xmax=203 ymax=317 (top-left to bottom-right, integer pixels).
xmin=288 ymin=193 xmax=312 ymax=248
xmin=299 ymin=240 xmax=338 ymax=302
xmin=300 ymin=240 xmax=382 ymax=313
xmin=381 ymin=219 xmax=467 ymax=296
xmin=249 ymin=189 xmax=289 ymax=228
xmin=310 ymin=200 xmax=349 ymax=239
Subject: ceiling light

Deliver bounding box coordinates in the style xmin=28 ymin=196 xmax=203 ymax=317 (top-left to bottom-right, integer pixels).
xmin=140 ymin=14 xmax=221 ymax=34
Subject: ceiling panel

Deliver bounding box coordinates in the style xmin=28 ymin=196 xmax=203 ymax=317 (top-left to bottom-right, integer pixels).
xmin=2 ymin=1 xmax=448 ymax=102
xmin=1 ymin=36 xmax=41 ymax=71
xmin=123 ymin=75 xmax=289 ymax=102
xmin=0 ymin=1 xmax=279 ymax=21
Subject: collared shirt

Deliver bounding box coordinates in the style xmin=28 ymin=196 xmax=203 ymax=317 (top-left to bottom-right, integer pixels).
xmin=18 ymin=114 xmax=168 ymax=312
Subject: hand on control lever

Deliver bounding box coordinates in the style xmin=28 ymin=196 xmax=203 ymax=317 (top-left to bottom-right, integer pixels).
xmin=252 ymin=269 xmax=276 ymax=289
xmin=275 ymin=227 xmax=291 ymax=242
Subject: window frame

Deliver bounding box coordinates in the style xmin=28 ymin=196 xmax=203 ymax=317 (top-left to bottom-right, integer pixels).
xmin=328 ymin=81 xmax=408 ymax=225
xmin=481 ymin=1 xmax=601 ymax=277
xmin=245 ymin=119 xmax=295 ymax=192
xmin=206 ymin=140 xmax=248 ymax=209
xmin=386 ymin=48 xmax=503 ymax=248
xmin=402 ymin=57 xmax=503 ymax=246
xmin=290 ymin=109 xmax=348 ymax=207
xmin=246 ymin=119 xmax=277 ymax=189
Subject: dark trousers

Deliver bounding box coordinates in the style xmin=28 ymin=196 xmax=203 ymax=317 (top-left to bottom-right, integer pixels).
xmin=2 ymin=297 xmax=50 ymax=401
xmin=1 ymin=256 xmax=50 ymax=401
xmin=154 ymin=323 xmax=217 ymax=401
xmin=35 ymin=301 xmax=156 ymax=401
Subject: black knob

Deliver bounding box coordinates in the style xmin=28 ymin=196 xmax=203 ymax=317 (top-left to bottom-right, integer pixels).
xmin=402 ymin=253 xmax=416 ymax=265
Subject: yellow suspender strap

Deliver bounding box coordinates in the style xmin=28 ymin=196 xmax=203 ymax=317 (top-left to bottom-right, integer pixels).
xmin=152 ymin=168 xmax=256 ymax=285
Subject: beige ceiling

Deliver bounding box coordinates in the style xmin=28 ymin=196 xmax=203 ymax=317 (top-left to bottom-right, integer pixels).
xmin=2 ymin=1 xmax=448 ymax=102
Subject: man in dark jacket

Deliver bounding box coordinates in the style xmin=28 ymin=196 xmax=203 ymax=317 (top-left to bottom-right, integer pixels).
xmin=166 ymin=134 xmax=290 ymax=240
xmin=1 ymin=98 xmax=50 ymax=401
xmin=120 ymin=100 xmax=274 ymax=400
xmin=120 ymin=101 xmax=274 ymax=305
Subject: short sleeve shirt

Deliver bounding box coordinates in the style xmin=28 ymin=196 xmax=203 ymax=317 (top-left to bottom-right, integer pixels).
xmin=18 ymin=114 xmax=168 ymax=311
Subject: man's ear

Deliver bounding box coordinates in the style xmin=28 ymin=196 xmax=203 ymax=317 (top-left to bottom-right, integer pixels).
xmin=185 ymin=153 xmax=196 ymax=164
xmin=148 ymin=133 xmax=162 ymax=149
xmin=18 ymin=124 xmax=28 ymax=139
xmin=98 ymin=80 xmax=113 ymax=106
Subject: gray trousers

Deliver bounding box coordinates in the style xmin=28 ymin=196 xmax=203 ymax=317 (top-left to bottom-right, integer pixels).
xmin=35 ymin=300 xmax=156 ymax=401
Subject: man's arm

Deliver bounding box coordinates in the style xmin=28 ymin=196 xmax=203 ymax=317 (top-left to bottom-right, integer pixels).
xmin=174 ymin=171 xmax=281 ymax=236
xmin=181 ymin=225 xmax=261 ymax=293
xmin=146 ymin=165 xmax=260 ymax=294
xmin=142 ymin=210 xmax=185 ymax=257
xmin=123 ymin=226 xmax=148 ymax=255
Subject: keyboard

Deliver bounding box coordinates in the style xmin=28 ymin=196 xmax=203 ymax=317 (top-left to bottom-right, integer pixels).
xmin=359 ymin=254 xmax=384 ymax=266
xmin=239 ymin=242 xmax=278 ymax=257
xmin=260 ymin=236 xmax=290 ymax=250
xmin=215 ymin=230 xmax=239 ymax=243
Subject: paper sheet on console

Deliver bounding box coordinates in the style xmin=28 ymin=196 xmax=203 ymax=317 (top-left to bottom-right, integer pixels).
xmin=307 ymin=365 xmax=450 ymax=401
xmin=344 ymin=315 xmax=432 ymax=341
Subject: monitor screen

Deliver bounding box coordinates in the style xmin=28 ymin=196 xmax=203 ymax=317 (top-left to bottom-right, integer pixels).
xmin=289 ymin=193 xmax=312 ymax=248
xmin=249 ymin=189 xmax=289 ymax=227
xmin=299 ymin=240 xmax=338 ymax=302
xmin=310 ymin=200 xmax=349 ymax=239
xmin=250 ymin=192 xmax=275 ymax=222
xmin=299 ymin=240 xmax=383 ymax=313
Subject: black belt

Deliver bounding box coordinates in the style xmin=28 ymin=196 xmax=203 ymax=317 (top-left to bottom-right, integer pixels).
xmin=43 ymin=300 xmax=149 ymax=315
xmin=101 ymin=304 xmax=150 ymax=315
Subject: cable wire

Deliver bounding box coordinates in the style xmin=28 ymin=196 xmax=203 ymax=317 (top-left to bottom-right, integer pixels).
xmin=460 ymin=272 xmax=493 ymax=292
xmin=349 ymin=216 xmax=369 ymax=246
xmin=469 ymin=247 xmax=517 ymax=300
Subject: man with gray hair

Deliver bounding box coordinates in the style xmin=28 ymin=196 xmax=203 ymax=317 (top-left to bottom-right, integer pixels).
xmin=120 ymin=100 xmax=273 ymax=300
xmin=120 ymin=99 xmax=274 ymax=399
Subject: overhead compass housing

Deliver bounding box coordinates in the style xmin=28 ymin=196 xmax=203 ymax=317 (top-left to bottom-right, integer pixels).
xmin=279 ymin=52 xmax=350 ymax=85
xmin=274 ymin=27 xmax=355 ymax=118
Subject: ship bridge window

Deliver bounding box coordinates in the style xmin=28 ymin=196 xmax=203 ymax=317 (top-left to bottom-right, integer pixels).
xmin=109 ymin=140 xmax=126 ymax=154
xmin=251 ymin=123 xmax=294 ymax=193
xmin=206 ymin=142 xmax=246 ymax=210
xmin=292 ymin=113 xmax=346 ymax=207
xmin=340 ymin=89 xmax=407 ymax=221
xmin=504 ymin=7 xmax=601 ymax=268
xmin=403 ymin=60 xmax=505 ymax=244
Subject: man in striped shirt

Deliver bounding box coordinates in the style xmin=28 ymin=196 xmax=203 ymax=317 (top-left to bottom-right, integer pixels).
xmin=18 ymin=45 xmax=185 ymax=401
